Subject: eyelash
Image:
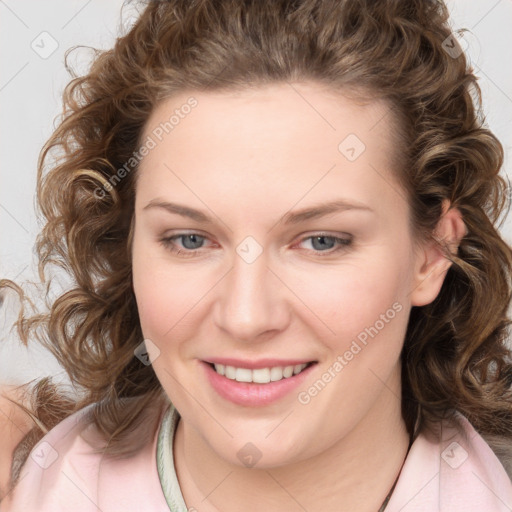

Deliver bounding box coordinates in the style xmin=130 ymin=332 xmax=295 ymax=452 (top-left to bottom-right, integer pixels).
xmin=159 ymin=232 xmax=353 ymax=258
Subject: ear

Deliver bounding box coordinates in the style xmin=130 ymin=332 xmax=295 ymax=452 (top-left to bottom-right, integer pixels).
xmin=410 ymin=200 xmax=467 ymax=307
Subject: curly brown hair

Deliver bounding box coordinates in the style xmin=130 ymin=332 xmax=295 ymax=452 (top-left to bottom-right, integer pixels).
xmin=2 ymin=0 xmax=512 ymax=477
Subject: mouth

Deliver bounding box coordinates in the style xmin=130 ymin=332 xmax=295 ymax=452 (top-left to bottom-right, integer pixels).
xmin=201 ymin=359 xmax=318 ymax=406
xmin=206 ymin=361 xmax=316 ymax=384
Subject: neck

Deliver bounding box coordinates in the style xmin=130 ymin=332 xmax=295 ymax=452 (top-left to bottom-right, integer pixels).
xmin=174 ymin=367 xmax=410 ymax=512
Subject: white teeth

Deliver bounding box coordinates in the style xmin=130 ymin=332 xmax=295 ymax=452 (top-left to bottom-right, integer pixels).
xmin=252 ymin=368 xmax=270 ymax=383
xmin=225 ymin=365 xmax=236 ymax=379
xmin=270 ymin=367 xmax=284 ymax=381
xmin=213 ymin=363 xmax=309 ymax=383
xmin=293 ymin=364 xmax=304 ymax=375
xmin=235 ymin=368 xmax=252 ymax=382
xmin=283 ymin=366 xmax=294 ymax=378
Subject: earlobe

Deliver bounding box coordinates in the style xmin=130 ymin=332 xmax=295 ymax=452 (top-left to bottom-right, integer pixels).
xmin=410 ymin=200 xmax=467 ymax=307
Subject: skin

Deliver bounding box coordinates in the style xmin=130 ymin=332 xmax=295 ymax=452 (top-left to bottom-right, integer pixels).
xmin=131 ymin=82 xmax=465 ymax=512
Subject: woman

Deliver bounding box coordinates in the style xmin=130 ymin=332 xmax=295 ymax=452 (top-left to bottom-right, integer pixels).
xmin=1 ymin=0 xmax=512 ymax=510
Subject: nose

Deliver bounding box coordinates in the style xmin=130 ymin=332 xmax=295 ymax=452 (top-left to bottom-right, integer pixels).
xmin=213 ymin=246 xmax=291 ymax=342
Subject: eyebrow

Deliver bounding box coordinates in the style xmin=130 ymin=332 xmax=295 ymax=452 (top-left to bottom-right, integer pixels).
xmin=143 ymin=199 xmax=213 ymax=223
xmin=142 ymin=198 xmax=374 ymax=225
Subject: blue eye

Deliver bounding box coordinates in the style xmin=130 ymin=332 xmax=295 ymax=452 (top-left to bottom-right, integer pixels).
xmin=299 ymin=235 xmax=352 ymax=253
xmin=176 ymin=234 xmax=205 ymax=250
xmin=160 ymin=233 xmax=207 ymax=256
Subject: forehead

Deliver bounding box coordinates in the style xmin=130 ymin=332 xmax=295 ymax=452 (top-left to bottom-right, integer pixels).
xmin=140 ymin=82 xmax=394 ymax=159
xmin=135 ymin=82 xmax=405 ymax=224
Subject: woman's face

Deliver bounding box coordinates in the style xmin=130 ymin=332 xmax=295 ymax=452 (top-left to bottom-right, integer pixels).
xmin=131 ymin=82 xmax=437 ymax=467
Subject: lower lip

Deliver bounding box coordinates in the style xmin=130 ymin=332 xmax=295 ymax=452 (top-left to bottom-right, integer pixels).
xmin=202 ymin=361 xmax=316 ymax=407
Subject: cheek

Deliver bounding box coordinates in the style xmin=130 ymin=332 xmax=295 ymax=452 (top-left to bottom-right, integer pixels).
xmin=291 ymin=252 xmax=410 ymax=344
xmin=132 ymin=244 xmax=215 ymax=341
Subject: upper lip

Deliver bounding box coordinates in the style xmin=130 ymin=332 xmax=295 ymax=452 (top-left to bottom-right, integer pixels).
xmin=203 ymin=357 xmax=317 ymax=369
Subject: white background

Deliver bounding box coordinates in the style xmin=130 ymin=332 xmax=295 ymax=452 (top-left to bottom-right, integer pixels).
xmin=1 ymin=0 xmax=511 ymax=385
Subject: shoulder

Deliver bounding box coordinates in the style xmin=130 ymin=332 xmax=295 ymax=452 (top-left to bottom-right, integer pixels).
xmin=386 ymin=412 xmax=512 ymax=511
xmin=1 ymin=402 xmax=171 ymax=512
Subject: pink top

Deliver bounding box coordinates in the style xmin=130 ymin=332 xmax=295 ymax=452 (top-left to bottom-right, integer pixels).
xmin=2 ymin=402 xmax=512 ymax=511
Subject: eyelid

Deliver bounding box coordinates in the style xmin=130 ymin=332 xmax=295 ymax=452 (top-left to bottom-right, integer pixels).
xmin=294 ymin=230 xmax=352 ymax=241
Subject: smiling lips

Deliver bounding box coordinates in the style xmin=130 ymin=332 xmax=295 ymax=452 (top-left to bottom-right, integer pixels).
xmin=212 ymin=363 xmax=310 ymax=383
xmin=203 ymin=359 xmax=317 ymax=406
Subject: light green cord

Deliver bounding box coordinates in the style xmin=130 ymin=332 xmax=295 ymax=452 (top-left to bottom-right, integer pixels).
xmin=157 ymin=404 xmax=190 ymax=512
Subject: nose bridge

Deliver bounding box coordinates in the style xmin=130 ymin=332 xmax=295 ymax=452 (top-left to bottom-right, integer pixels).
xmin=214 ymin=241 xmax=289 ymax=340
